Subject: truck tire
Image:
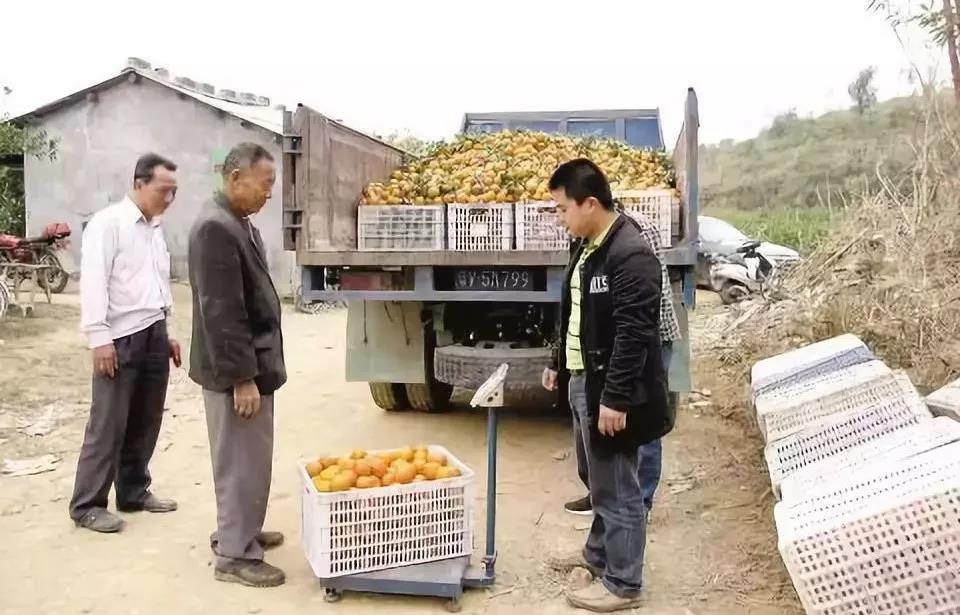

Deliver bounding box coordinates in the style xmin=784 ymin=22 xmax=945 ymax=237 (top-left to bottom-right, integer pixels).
xmin=407 ymin=317 xmax=454 ymax=413
xmin=434 ymin=343 xmax=552 ymax=389
xmin=368 ymin=382 xmax=409 ymax=411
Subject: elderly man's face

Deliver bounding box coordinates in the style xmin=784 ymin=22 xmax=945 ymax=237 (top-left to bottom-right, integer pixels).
xmin=227 ymin=159 xmax=276 ymax=216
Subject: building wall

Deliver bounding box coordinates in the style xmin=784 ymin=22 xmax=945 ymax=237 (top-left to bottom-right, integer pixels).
xmin=23 ymin=77 xmax=297 ymax=293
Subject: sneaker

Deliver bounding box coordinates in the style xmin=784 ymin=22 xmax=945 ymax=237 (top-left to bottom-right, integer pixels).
xmin=117 ymin=493 xmax=178 ymax=513
xmin=564 ymin=495 xmax=593 ymax=516
xmin=214 ymin=560 xmax=286 ymax=588
xmin=566 ymin=581 xmax=644 ymax=612
xmin=73 ymin=508 xmax=125 ymax=533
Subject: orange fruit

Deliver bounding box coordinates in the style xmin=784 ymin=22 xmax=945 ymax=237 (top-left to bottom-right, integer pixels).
xmin=355 ymin=461 xmax=372 ymax=477
xmin=436 ymin=466 xmax=456 ymax=480
xmin=321 ymin=457 xmax=340 ymax=469
xmin=369 ymin=458 xmax=388 ymax=478
xmin=330 ymin=472 xmax=354 ymax=492
xmin=398 ymin=447 xmax=415 ymax=462
xmin=382 ymin=472 xmax=396 ymax=487
xmin=413 ymin=459 xmax=426 ymax=473
xmin=414 ymin=451 xmax=428 ymax=463
xmin=338 ymin=457 xmax=357 ymax=471
xmin=319 ymin=466 xmax=340 ymax=481
xmin=427 ymin=452 xmax=447 ymax=466
xmin=312 ymin=476 xmax=332 ymax=492
xmin=448 ymin=467 xmax=461 ymax=477
xmin=413 ymin=475 xmax=427 ymax=482
xmin=422 ymin=462 xmax=441 ymax=480
xmin=351 ymin=449 xmax=368 ymax=460
xmin=356 ymin=476 xmax=381 ymax=489
xmin=306 ymin=460 xmax=325 ymax=477
xmin=396 ymin=464 xmax=417 ymax=484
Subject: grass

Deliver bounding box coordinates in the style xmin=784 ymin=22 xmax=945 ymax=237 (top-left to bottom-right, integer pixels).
xmin=703 ymin=207 xmax=836 ymax=254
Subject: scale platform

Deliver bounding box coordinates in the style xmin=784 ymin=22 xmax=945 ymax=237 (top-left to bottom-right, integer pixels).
xmin=317 ymin=364 xmax=508 ymax=613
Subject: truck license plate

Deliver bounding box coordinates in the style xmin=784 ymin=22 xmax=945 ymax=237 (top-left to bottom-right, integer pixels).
xmin=454 ymin=269 xmax=533 ymax=291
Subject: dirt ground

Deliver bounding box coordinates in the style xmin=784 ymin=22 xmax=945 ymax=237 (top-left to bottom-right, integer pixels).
xmin=0 ymin=286 xmax=801 ymax=615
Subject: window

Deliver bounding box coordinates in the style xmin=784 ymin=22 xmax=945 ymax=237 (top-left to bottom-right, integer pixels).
xmin=566 ymin=120 xmax=616 ymax=139
xmin=465 ymin=122 xmax=504 ymax=134
xmin=625 ymin=118 xmax=663 ymax=149
xmin=510 ymin=120 xmax=561 ymax=133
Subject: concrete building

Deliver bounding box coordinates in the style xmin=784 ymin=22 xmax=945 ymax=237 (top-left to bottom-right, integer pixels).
xmin=16 ymin=59 xmax=297 ymax=292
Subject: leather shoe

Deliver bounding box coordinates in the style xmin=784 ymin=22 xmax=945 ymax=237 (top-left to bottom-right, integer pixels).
xmin=118 ymin=493 xmax=178 ymax=513
xmin=74 ymin=508 xmax=125 ymax=533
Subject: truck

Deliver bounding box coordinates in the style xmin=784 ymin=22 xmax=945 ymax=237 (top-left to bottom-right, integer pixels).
xmin=281 ymin=89 xmax=700 ymax=412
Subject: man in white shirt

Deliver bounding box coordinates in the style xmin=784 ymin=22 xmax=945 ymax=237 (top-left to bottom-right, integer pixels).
xmin=70 ymin=153 xmax=182 ymax=533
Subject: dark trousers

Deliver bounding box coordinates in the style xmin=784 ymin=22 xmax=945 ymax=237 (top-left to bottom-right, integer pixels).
xmin=204 ymin=389 xmax=274 ymax=566
xmin=70 ymin=319 xmax=170 ymax=519
xmin=569 ymin=374 xmax=646 ymax=598
xmin=575 ymin=343 xmax=673 ymax=512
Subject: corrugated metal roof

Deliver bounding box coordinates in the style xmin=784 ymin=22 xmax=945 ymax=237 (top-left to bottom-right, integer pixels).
xmin=15 ymin=67 xmax=284 ymax=135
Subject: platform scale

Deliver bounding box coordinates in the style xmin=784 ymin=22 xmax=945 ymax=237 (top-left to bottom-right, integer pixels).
xmin=320 ymin=363 xmax=510 ymax=613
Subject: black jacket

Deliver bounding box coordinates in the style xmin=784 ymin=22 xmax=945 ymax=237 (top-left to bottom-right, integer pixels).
xmin=187 ymin=194 xmax=287 ymax=395
xmin=552 ymin=214 xmax=674 ymax=455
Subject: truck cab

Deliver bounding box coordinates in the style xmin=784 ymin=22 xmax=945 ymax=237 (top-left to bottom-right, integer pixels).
xmin=283 ymin=89 xmax=699 ymax=412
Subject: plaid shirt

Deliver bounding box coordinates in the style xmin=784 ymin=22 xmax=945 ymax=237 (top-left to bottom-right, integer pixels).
xmin=629 ymin=215 xmax=682 ymax=343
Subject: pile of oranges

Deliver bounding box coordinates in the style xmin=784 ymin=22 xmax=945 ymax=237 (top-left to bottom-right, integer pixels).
xmin=305 ymin=447 xmax=462 ymax=493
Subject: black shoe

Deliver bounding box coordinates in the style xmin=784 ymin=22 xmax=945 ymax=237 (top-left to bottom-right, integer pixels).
xmin=214 ymin=560 xmax=286 ymax=588
xmin=74 ymin=508 xmax=125 ymax=533
xmin=564 ymin=495 xmax=593 ymax=516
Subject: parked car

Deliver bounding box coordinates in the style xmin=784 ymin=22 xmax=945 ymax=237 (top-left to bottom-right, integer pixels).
xmin=695 ymin=215 xmax=801 ymax=288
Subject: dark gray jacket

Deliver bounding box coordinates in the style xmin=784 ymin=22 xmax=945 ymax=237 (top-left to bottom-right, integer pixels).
xmin=187 ymin=193 xmax=286 ymax=395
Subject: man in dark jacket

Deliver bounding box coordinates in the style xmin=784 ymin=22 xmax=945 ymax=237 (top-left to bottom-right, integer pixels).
xmin=542 ymin=159 xmax=673 ymax=612
xmin=188 ymin=142 xmax=287 ymax=588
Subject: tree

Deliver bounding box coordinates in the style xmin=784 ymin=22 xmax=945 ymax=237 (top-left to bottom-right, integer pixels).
xmin=0 ymin=86 xmax=56 ymax=235
xmin=848 ymin=67 xmax=879 ymax=115
xmin=868 ymin=0 xmax=960 ymax=101
xmin=374 ymin=130 xmax=435 ymax=157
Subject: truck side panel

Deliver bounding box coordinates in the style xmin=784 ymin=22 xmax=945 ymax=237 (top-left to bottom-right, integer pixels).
xmin=291 ymin=106 xmax=404 ymax=253
xmin=346 ymin=301 xmax=426 ymax=384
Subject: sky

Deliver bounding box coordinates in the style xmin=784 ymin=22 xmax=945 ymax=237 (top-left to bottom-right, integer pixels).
xmin=0 ymin=0 xmax=948 ymax=146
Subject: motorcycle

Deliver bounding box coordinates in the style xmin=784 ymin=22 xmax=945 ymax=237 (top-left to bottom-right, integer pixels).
xmin=707 ymin=240 xmax=775 ymax=305
xmin=0 ymin=222 xmax=74 ymax=294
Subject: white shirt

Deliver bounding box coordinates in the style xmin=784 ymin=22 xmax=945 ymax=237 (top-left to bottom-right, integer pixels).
xmin=80 ymin=197 xmax=173 ymax=348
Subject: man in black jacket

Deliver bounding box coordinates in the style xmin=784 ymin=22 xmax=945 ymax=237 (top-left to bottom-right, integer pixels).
xmin=543 ymin=159 xmax=674 ymax=612
xmin=188 ymin=143 xmax=287 ymax=588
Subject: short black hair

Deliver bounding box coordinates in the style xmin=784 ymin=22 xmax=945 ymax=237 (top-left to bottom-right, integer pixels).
xmin=222 ymin=142 xmax=275 ymax=178
xmin=133 ymin=153 xmax=177 ymax=183
xmin=548 ymin=158 xmax=614 ymax=210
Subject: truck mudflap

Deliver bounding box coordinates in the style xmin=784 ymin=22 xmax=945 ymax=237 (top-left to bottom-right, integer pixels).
xmin=434 ymin=343 xmax=552 ymax=390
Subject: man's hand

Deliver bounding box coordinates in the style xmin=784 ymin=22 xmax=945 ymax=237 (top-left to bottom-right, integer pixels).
xmin=92 ymin=343 xmax=118 ymax=378
xmin=233 ymin=380 xmax=261 ymax=419
xmin=169 ymin=338 xmax=182 ymax=368
xmin=597 ymin=405 xmax=627 ymax=437
xmin=542 ymin=368 xmax=558 ymax=392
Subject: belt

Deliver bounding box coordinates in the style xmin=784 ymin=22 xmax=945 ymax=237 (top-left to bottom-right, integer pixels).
xmin=569 ymin=369 xmax=585 ymax=376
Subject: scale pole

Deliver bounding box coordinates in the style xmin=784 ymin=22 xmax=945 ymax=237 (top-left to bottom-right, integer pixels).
xmin=484 ymin=406 xmax=498 ymax=572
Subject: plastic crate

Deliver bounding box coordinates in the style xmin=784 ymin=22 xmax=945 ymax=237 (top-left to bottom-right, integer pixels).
xmin=926 ymin=377 xmax=960 ymax=422
xmin=515 ymin=202 xmax=569 ymax=251
xmin=763 ymin=386 xmax=931 ymax=495
xmin=357 ymin=205 xmax=445 ymax=251
xmin=780 ymin=417 xmax=960 ymax=501
xmin=615 ymin=189 xmax=675 ymax=247
xmin=759 ymin=366 xmax=908 ymax=444
xmin=448 ymin=203 xmax=514 ymax=251
xmin=299 ymin=445 xmax=475 ymax=579
xmin=775 ymin=442 xmax=960 ymax=614
xmin=750 ymin=334 xmax=872 ymax=396
xmin=753 ymin=360 xmax=892 ymax=419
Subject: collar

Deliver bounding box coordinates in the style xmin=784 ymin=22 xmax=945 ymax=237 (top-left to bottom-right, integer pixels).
xmin=121 ymin=196 xmax=161 ymax=227
xmin=214 ymin=191 xmax=250 ymax=222
xmin=588 ymin=213 xmax=620 ymax=249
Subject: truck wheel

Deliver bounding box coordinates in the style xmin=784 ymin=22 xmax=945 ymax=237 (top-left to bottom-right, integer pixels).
xmin=434 ymin=343 xmax=552 ymax=389
xmin=406 ymin=317 xmax=453 ymax=413
xmin=368 ymin=382 xmax=409 ymax=411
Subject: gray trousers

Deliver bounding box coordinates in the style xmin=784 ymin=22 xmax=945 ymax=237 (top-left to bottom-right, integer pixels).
xmin=70 ymin=319 xmax=169 ymax=519
xmin=203 ymin=389 xmax=274 ymax=565
xmin=569 ymin=374 xmax=647 ymax=598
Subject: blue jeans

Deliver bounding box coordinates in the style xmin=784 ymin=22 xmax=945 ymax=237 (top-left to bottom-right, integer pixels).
xmin=569 ymin=374 xmax=646 ymax=598
xmin=574 ymin=342 xmax=672 ymax=513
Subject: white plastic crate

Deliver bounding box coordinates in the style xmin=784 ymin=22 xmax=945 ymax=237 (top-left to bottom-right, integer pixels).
xmin=515 ymin=202 xmax=569 ymax=251
xmin=753 ymin=360 xmax=892 ymax=419
xmin=614 ymin=189 xmax=675 ymax=247
xmin=764 ymin=385 xmax=931 ymax=495
xmin=299 ymin=445 xmax=475 ymax=579
xmin=775 ymin=442 xmax=960 ymax=614
xmin=780 ymin=417 xmax=960 ymax=501
xmin=758 ymin=366 xmax=908 ymax=444
xmin=926 ymin=377 xmax=960 ymax=421
xmin=448 ymin=203 xmax=514 ymax=251
xmin=357 ymin=205 xmax=445 ymax=251
xmin=750 ymin=334 xmax=871 ymax=396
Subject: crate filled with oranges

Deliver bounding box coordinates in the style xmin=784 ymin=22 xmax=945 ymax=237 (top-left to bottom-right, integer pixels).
xmin=299 ymin=445 xmax=475 ymax=578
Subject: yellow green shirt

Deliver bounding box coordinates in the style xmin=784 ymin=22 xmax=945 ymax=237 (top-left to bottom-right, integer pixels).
xmin=566 ymin=215 xmax=618 ymax=371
